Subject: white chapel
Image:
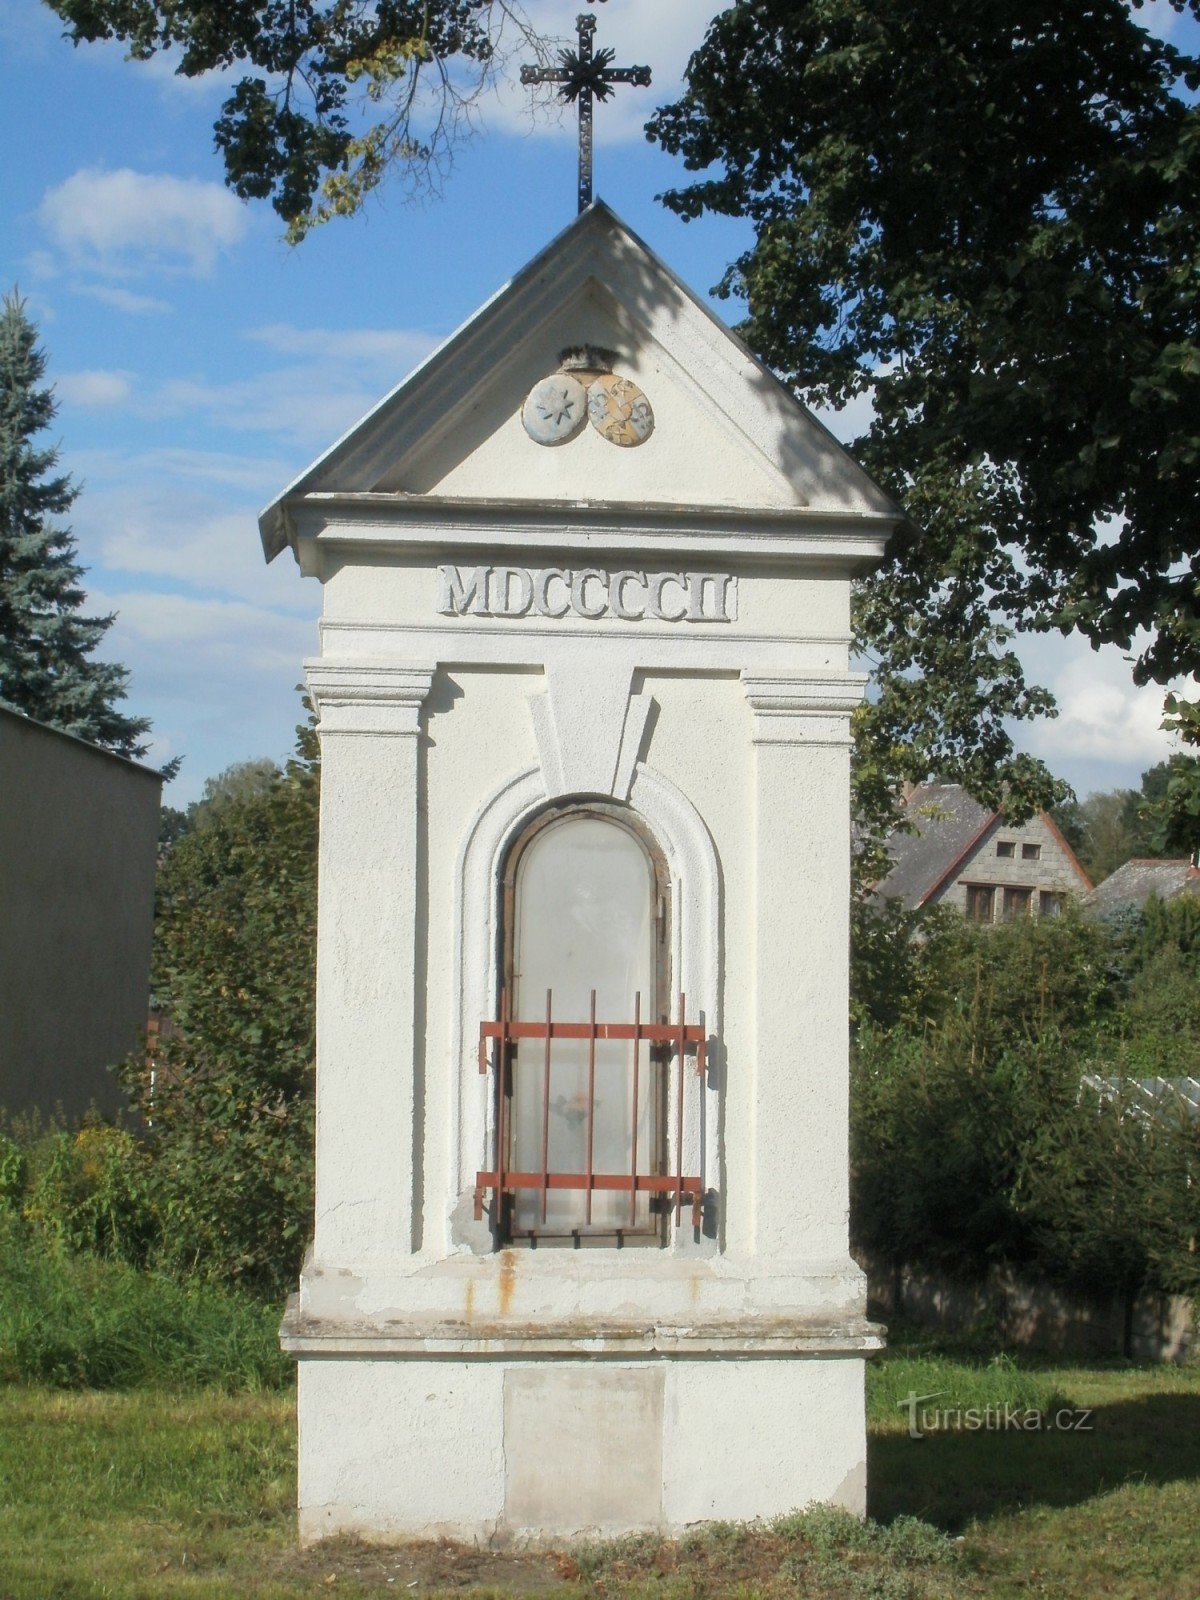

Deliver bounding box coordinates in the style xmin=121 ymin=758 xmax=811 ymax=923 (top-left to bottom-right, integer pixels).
xmin=261 ymin=202 xmax=895 ymax=1543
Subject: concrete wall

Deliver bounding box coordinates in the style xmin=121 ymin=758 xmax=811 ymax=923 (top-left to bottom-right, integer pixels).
xmin=0 ymin=707 xmax=161 ymax=1121
xmin=867 ymin=1259 xmax=1195 ymax=1364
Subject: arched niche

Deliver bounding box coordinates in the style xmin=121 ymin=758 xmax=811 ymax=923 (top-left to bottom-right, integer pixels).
xmin=448 ymin=762 xmax=722 ymax=1251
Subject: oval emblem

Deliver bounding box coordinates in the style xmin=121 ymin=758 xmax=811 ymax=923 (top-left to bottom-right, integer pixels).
xmin=586 ymin=374 xmax=654 ymax=447
xmin=522 ymin=375 xmax=588 ymax=446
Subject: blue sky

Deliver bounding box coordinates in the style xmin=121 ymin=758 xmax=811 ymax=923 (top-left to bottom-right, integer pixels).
xmin=1 ymin=0 xmax=1193 ymax=804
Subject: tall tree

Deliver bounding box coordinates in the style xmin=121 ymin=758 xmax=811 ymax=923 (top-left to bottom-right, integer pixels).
xmin=122 ymin=713 xmax=321 ymax=1295
xmin=648 ymin=2 xmax=1200 ymax=835
xmin=47 ymin=1 xmax=550 ymax=241
xmin=0 ymin=293 xmax=154 ymax=759
xmin=1053 ymin=753 xmax=1200 ymax=876
xmin=1131 ymin=750 xmax=1200 ymax=856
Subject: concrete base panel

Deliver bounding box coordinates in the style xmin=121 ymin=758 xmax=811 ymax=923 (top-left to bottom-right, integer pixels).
xmin=296 ymin=1355 xmax=866 ymax=1544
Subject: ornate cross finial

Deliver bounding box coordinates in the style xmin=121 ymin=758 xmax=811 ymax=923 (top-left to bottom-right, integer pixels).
xmin=521 ymin=6 xmax=651 ymax=213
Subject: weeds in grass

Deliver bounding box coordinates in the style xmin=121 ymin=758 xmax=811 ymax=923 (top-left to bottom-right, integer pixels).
xmin=0 ymin=1213 xmax=290 ymax=1390
xmin=2 ymin=1361 xmax=1200 ymax=1598
xmin=574 ymin=1531 xmax=665 ymax=1579
xmin=565 ymin=1505 xmax=959 ymax=1600
xmin=771 ymin=1504 xmax=960 ymax=1599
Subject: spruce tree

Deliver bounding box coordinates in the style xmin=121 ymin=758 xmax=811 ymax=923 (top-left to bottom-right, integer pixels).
xmin=0 ymin=291 xmax=153 ymax=760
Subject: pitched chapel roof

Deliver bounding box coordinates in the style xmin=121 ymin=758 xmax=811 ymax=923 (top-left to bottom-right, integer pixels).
xmin=258 ymin=200 xmax=904 ymax=564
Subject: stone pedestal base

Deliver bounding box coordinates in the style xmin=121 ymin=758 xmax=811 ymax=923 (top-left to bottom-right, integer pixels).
xmin=295 ymin=1353 xmax=868 ymax=1544
xmin=283 ymin=1252 xmax=882 ymax=1544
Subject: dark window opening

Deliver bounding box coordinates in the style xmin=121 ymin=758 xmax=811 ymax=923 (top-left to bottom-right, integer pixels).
xmin=1004 ymin=886 xmax=1033 ymax=921
xmin=965 ymin=884 xmax=995 ymax=923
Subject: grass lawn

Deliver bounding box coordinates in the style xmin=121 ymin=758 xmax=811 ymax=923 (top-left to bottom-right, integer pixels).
xmin=1 ymin=1349 xmax=1198 ymax=1599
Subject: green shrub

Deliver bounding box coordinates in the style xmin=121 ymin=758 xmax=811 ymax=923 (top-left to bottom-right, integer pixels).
xmin=851 ymin=903 xmax=1200 ymax=1304
xmin=20 ymin=1124 xmax=157 ymax=1264
xmin=117 ymin=724 xmax=319 ymax=1297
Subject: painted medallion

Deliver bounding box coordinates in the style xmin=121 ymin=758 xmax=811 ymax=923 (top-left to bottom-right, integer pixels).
xmin=521 ymin=375 xmax=588 ymax=446
xmin=586 ymin=374 xmax=654 ymax=447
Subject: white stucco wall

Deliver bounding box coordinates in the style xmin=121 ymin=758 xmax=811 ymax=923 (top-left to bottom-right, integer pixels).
xmin=0 ymin=707 xmax=161 ymax=1120
xmin=297 ymin=1354 xmax=867 ymax=1543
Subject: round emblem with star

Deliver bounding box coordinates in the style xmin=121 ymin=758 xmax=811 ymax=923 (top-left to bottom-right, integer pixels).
xmin=522 ymin=374 xmax=588 ymax=446
xmin=586 ymin=374 xmax=654 ymax=447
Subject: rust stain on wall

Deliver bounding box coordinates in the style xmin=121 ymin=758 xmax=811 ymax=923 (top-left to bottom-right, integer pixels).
xmin=498 ymin=1249 xmax=517 ymax=1317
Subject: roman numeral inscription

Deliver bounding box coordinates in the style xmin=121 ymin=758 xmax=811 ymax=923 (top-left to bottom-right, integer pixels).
xmin=437 ymin=565 xmax=737 ymax=623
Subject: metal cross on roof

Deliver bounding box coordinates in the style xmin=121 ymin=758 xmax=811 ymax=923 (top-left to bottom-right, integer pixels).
xmin=521 ymin=5 xmax=651 ymax=214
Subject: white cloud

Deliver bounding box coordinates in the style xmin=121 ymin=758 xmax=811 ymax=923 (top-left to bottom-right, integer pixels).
xmin=95 ymin=494 xmax=302 ymax=608
xmin=153 ymin=368 xmax=390 ymax=448
xmin=56 ymin=369 xmax=134 ymax=408
xmin=247 ymin=322 xmax=438 ymax=377
xmin=1019 ymin=631 xmax=1191 ymax=783
xmin=1139 ymin=0 xmax=1184 ymax=41
xmin=53 ymin=321 xmax=438 ymax=454
xmin=100 ymin=587 xmax=313 ymax=663
xmin=39 ymin=167 xmax=248 ymax=279
xmin=127 ymin=44 xmax=237 ymax=99
xmin=73 ymin=444 xmax=295 ymax=496
xmin=88 ymin=586 xmax=320 ymax=804
xmin=24 ymin=249 xmax=59 ymax=282
xmin=813 ymin=389 xmax=877 ymax=446
xmin=63 ymin=452 xmax=310 ymax=607
xmin=75 ymin=283 xmax=171 ymax=316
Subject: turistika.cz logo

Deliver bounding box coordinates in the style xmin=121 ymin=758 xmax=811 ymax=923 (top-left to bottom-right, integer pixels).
xmin=899 ymin=1391 xmax=1094 ymax=1440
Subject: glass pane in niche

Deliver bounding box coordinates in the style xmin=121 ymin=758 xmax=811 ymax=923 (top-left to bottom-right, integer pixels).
xmin=510 ymin=814 xmax=660 ymax=1236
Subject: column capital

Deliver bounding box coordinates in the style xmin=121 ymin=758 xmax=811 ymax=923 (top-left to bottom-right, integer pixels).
xmin=741 ymin=672 xmax=867 ymax=747
xmin=306 ymin=659 xmax=437 ymax=738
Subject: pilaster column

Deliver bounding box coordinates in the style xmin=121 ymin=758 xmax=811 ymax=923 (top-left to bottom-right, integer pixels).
xmin=739 ymin=672 xmax=867 ymax=1263
xmin=306 ymin=660 xmax=436 ymax=1264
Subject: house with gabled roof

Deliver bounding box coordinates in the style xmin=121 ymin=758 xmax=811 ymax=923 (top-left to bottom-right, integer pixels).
xmin=873 ymin=782 xmax=1093 ymax=922
xmin=1085 ymin=857 xmax=1200 ymax=915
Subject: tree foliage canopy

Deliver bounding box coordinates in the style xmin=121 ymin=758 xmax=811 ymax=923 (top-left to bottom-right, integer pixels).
xmin=117 ymin=718 xmax=320 ymax=1294
xmin=1053 ymin=754 xmax=1200 ymax=878
xmin=0 ymin=292 xmax=155 ymax=760
xmin=47 ymin=0 xmax=546 ymax=239
xmin=649 ymin=1 xmax=1200 ymax=825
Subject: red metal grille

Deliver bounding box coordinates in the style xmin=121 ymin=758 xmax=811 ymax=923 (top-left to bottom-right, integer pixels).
xmin=474 ymin=989 xmax=706 ymax=1234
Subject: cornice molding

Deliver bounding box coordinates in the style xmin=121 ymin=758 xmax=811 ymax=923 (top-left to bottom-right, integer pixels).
xmin=305 ymin=660 xmax=436 ymax=737
xmin=741 ymin=672 xmax=867 ymax=747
